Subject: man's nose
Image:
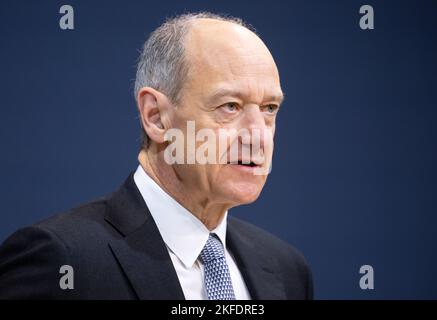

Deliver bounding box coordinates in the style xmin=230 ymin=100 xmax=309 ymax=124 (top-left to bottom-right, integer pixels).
xmin=238 ymin=106 xmax=268 ymax=149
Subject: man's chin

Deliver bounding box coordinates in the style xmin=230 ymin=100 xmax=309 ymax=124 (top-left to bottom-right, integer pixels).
xmin=224 ymin=185 xmax=263 ymax=206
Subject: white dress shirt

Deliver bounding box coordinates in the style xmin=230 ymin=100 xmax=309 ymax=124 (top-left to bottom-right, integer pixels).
xmin=133 ymin=165 xmax=251 ymax=300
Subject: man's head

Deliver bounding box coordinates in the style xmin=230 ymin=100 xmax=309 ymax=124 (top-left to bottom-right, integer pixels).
xmin=135 ymin=12 xmax=283 ymax=213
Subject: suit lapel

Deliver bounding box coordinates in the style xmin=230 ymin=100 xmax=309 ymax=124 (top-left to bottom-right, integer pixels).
xmin=227 ymin=219 xmax=286 ymax=300
xmin=104 ymin=173 xmax=185 ymax=300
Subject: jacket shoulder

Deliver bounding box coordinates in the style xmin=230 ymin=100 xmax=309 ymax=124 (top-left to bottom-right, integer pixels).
xmin=0 ymin=225 xmax=72 ymax=299
xmin=0 ymin=197 xmax=125 ymax=299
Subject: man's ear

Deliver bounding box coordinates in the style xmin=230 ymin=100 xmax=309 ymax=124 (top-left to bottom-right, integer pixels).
xmin=137 ymin=87 xmax=169 ymax=145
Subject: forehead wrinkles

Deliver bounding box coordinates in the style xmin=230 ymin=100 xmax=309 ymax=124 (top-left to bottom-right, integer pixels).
xmin=190 ymin=46 xmax=275 ymax=77
xmin=187 ymin=64 xmax=281 ymax=106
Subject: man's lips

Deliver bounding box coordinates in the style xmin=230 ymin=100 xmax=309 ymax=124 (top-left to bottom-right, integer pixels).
xmin=230 ymin=161 xmax=257 ymax=167
xmin=227 ymin=160 xmax=263 ymax=168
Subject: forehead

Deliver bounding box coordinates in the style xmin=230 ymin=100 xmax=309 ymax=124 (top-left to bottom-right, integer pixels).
xmin=183 ymin=19 xmax=282 ymax=102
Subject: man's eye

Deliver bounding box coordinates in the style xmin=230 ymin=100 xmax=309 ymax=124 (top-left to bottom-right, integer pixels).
xmin=222 ymin=103 xmax=239 ymax=112
xmin=264 ymin=104 xmax=279 ymax=114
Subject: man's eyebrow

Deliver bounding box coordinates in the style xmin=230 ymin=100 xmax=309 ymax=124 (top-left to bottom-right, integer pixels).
xmin=272 ymin=92 xmax=285 ymax=104
xmin=207 ymin=87 xmax=285 ymax=105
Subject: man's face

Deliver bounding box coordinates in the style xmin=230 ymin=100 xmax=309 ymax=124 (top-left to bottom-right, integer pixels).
xmin=166 ymin=19 xmax=283 ymax=207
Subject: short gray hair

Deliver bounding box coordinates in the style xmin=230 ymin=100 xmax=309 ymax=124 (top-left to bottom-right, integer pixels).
xmin=134 ymin=12 xmax=253 ymax=149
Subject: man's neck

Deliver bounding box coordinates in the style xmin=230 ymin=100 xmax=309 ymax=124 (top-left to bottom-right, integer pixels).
xmin=137 ymin=149 xmax=228 ymax=230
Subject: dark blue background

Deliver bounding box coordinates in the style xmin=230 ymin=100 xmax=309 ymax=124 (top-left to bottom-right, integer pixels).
xmin=1 ymin=0 xmax=436 ymax=299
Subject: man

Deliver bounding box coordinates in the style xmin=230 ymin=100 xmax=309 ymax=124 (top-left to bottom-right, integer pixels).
xmin=0 ymin=12 xmax=312 ymax=300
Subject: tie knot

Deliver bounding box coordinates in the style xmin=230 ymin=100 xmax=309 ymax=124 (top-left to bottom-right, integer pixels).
xmin=199 ymin=234 xmax=225 ymax=263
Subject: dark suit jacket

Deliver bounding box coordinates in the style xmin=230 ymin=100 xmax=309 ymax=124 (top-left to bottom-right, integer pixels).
xmin=0 ymin=173 xmax=313 ymax=299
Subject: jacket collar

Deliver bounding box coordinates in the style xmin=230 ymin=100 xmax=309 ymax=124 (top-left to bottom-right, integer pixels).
xmin=104 ymin=172 xmax=185 ymax=299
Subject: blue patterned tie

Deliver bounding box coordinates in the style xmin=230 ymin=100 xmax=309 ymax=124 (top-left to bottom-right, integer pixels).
xmin=199 ymin=233 xmax=236 ymax=300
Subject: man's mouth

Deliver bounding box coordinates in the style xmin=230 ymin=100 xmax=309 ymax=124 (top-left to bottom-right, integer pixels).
xmin=238 ymin=160 xmax=257 ymax=167
xmin=228 ymin=160 xmax=261 ymax=167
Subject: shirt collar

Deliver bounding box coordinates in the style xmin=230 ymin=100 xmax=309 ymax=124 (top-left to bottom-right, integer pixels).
xmin=133 ymin=165 xmax=228 ymax=268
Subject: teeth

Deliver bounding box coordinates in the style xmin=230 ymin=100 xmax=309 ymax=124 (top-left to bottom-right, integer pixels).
xmin=227 ymin=161 xmax=260 ymax=167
